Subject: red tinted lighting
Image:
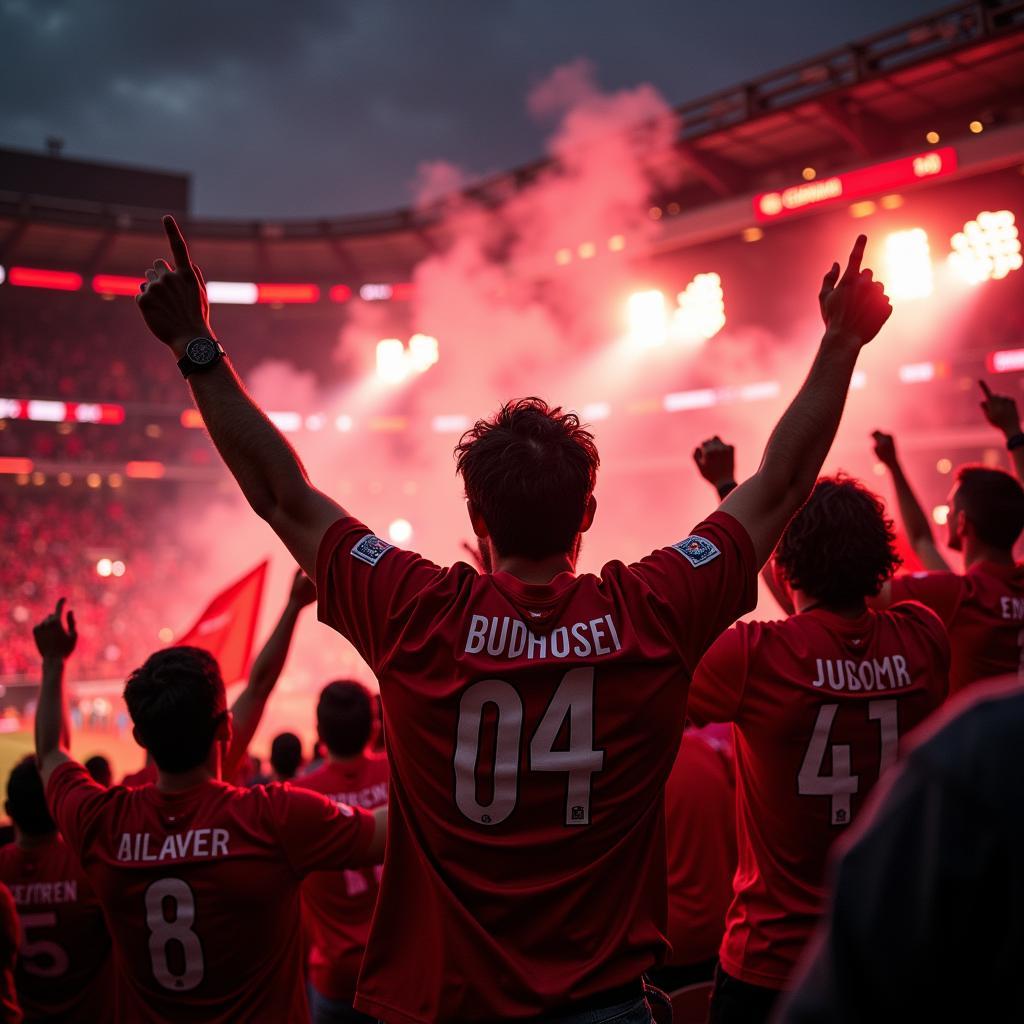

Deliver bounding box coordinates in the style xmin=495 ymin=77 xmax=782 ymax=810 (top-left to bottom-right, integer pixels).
xmin=93 ymin=274 xmax=145 ymax=296
xmin=9 ymin=267 xmax=83 ymax=291
xmin=256 ymin=283 xmax=320 ymax=304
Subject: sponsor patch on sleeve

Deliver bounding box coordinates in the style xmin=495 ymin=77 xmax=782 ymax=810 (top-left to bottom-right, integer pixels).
xmin=671 ymin=534 xmax=721 ymax=568
xmin=351 ymin=534 xmax=395 ymax=567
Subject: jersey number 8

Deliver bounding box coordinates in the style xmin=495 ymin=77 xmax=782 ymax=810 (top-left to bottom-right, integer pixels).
xmin=145 ymin=878 xmax=204 ymax=991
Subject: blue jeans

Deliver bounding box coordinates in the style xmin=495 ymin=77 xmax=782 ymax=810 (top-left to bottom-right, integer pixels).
xmin=310 ymin=985 xmax=376 ymax=1024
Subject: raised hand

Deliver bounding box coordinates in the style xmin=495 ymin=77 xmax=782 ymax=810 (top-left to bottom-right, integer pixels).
xmin=288 ymin=568 xmax=317 ymax=608
xmin=819 ymin=235 xmax=892 ymax=347
xmin=136 ymin=215 xmax=214 ymax=355
xmin=33 ymin=598 xmax=77 ymax=661
xmin=871 ymin=430 xmax=899 ymax=469
xmin=693 ymin=436 xmax=736 ymax=489
xmin=979 ymin=379 xmax=1021 ymax=437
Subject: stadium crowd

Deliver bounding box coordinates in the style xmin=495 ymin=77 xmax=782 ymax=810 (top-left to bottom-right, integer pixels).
xmin=0 ymin=218 xmax=1022 ymax=1024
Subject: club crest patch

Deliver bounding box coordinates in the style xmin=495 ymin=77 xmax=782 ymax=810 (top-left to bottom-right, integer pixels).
xmin=351 ymin=534 xmax=394 ymax=567
xmin=671 ymin=534 xmax=721 ymax=568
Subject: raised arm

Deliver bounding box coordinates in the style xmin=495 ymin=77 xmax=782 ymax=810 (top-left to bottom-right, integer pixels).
xmin=33 ymin=599 xmax=77 ymax=786
xmin=694 ymin=437 xmax=795 ymax=614
xmin=136 ymin=217 xmax=345 ymax=578
xmin=979 ymin=379 xmax=1024 ymax=482
xmin=871 ymin=430 xmax=950 ymax=572
xmin=225 ymin=569 xmax=317 ymax=781
xmin=719 ymin=236 xmax=892 ymax=566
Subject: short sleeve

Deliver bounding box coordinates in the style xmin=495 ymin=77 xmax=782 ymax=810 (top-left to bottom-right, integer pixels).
xmin=888 ymin=572 xmax=964 ymax=626
xmin=269 ymin=785 xmax=377 ymax=876
xmin=316 ymin=516 xmax=449 ymax=673
xmin=627 ymin=510 xmax=758 ymax=669
xmin=46 ymin=760 xmax=110 ymax=852
xmin=687 ymin=625 xmax=750 ymax=726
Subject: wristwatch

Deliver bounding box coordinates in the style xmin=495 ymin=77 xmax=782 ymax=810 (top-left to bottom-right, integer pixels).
xmin=177 ymin=337 xmax=225 ymax=379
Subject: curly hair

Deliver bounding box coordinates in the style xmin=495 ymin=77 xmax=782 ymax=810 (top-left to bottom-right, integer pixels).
xmin=775 ymin=474 xmax=902 ymax=607
xmin=455 ymin=397 xmax=599 ymax=559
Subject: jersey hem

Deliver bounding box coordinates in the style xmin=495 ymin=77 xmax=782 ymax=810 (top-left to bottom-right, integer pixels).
xmin=353 ymin=994 xmax=434 ymax=1024
xmin=718 ymin=951 xmax=790 ymax=990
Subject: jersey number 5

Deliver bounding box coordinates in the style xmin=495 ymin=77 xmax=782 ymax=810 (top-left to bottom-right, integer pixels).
xmin=454 ymin=667 xmax=605 ymax=827
xmin=798 ymin=699 xmax=899 ymax=825
xmin=145 ymin=878 xmax=204 ymax=991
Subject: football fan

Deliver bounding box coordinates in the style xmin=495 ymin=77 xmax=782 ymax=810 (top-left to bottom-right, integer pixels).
xmin=687 ymin=470 xmax=950 ymax=1022
xmin=0 ymin=757 xmax=113 ymax=1022
xmin=300 ymin=681 xmax=388 ymax=1024
xmin=870 ymin=427 xmax=1024 ymax=693
xmin=32 ymin=599 xmax=386 ymax=1023
xmin=134 ymin=218 xmax=890 ymax=1022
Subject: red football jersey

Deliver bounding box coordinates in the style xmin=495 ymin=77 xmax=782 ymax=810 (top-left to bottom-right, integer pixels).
xmin=0 ymin=836 xmax=113 ymax=1022
xmin=46 ymin=761 xmax=376 ymax=1023
xmin=0 ymin=884 xmax=19 ymax=1024
xmin=888 ymin=561 xmax=1024 ymax=695
xmin=688 ymin=604 xmax=949 ymax=989
xmin=299 ymin=753 xmax=389 ymax=1001
xmin=121 ymin=762 xmax=158 ymax=788
xmin=316 ymin=511 xmax=757 ymax=1023
xmin=663 ymin=728 xmax=736 ymax=967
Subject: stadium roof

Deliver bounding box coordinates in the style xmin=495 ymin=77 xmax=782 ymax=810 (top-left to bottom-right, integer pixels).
xmin=0 ymin=0 xmax=1022 ymax=283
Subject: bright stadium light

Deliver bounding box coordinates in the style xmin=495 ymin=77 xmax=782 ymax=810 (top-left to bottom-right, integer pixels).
xmin=626 ymin=290 xmax=669 ymax=348
xmin=408 ymin=334 xmax=439 ymax=373
xmin=388 ymin=519 xmax=413 ymax=544
xmin=376 ymin=339 xmax=409 ymax=384
xmin=376 ymin=335 xmax=440 ymax=384
xmin=96 ymin=558 xmax=113 ymax=578
xmin=884 ymin=228 xmax=933 ymax=299
xmin=671 ymin=273 xmax=726 ymax=345
xmin=948 ymin=210 xmax=1022 ymax=284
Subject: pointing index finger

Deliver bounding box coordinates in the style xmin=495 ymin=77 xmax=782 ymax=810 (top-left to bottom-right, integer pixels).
xmin=163 ymin=215 xmax=193 ymax=274
xmin=841 ymin=234 xmax=867 ymax=283
xmin=979 ymin=379 xmax=993 ymax=399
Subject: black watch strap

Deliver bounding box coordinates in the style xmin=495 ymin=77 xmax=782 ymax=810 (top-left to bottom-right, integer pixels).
xmin=177 ymin=337 xmax=225 ymax=379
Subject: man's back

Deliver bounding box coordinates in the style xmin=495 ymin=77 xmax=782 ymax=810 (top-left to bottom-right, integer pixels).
xmin=317 ymin=511 xmax=756 ymax=1022
xmin=299 ymin=751 xmax=389 ymax=1003
xmin=0 ymin=835 xmax=112 ymax=1022
xmin=688 ymin=603 xmax=949 ymax=989
xmin=888 ymin=560 xmax=1024 ymax=694
xmin=46 ymin=762 xmax=375 ymax=1023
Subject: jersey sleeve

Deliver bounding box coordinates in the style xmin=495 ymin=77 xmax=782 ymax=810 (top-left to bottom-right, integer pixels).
xmin=687 ymin=624 xmax=750 ymax=726
xmin=46 ymin=760 xmax=110 ymax=853
xmin=627 ymin=510 xmax=758 ymax=669
xmin=316 ymin=516 xmax=449 ymax=674
xmin=887 ymin=572 xmax=964 ymax=626
xmin=269 ymin=785 xmax=377 ymax=876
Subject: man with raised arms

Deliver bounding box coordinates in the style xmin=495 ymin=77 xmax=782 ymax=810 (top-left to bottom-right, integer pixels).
xmin=33 ymin=601 xmax=386 ymax=1023
xmin=135 ymin=219 xmax=890 ymax=1023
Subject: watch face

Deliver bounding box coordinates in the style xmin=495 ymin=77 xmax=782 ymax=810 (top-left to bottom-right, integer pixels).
xmin=186 ymin=337 xmax=217 ymax=365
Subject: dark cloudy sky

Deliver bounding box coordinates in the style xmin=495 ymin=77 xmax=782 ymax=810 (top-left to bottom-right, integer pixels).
xmin=0 ymin=0 xmax=943 ymax=218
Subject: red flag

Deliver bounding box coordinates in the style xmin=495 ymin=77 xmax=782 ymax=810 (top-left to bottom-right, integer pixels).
xmin=175 ymin=561 xmax=268 ymax=684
